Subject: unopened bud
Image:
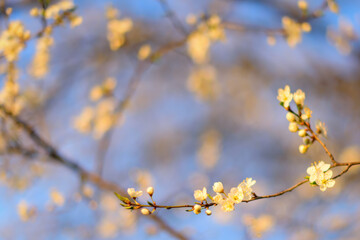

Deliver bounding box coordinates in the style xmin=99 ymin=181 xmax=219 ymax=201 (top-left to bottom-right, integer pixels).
xmin=303 ymin=137 xmax=310 ymax=145
xmin=298 ymin=129 xmax=307 ymax=137
xmin=289 ymin=122 xmax=298 ymax=132
xmin=141 ymin=208 xmax=151 ymax=215
xmin=212 ymin=182 xmax=224 ymax=193
xmin=147 ymin=187 xmax=154 ymax=196
xmin=205 ymin=209 xmax=212 ymax=216
xmin=286 ymin=112 xmax=297 ymax=122
xmin=299 ymin=144 xmax=308 ymax=154
xmin=193 ymin=204 xmax=202 ymax=214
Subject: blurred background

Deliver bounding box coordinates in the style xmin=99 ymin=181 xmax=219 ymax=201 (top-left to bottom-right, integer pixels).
xmin=0 ymin=0 xmax=360 ymax=239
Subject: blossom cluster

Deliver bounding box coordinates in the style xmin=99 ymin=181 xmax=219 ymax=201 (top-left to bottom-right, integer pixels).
xmin=279 ymin=0 xmax=339 ymax=47
xmin=73 ymin=77 xmax=123 ymax=139
xmin=0 ymin=67 xmax=24 ymax=115
xmin=29 ymin=34 xmax=54 ymax=79
xmin=28 ymin=1 xmax=82 ymax=79
xmin=117 ymin=187 xmax=155 ymax=216
xmin=116 ymin=180 xmax=256 ymax=216
xmin=106 ymin=6 xmax=133 ymax=51
xmin=282 ymin=16 xmax=311 ymax=47
xmin=187 ymin=65 xmax=219 ymax=101
xmin=243 ymin=214 xmax=274 ymax=238
xmin=193 ymin=179 xmax=256 ymax=214
xmin=114 ymin=86 xmax=345 ymax=216
xmin=185 ymin=14 xmax=224 ymax=102
xmin=0 ymin=21 xmax=30 ymax=62
xmin=307 ymin=161 xmax=335 ymax=191
xmin=17 ymin=188 xmax=67 ymax=222
xmin=186 ymin=14 xmax=225 ymax=64
xmin=0 ymin=18 xmax=30 ymax=115
xmin=327 ymin=18 xmax=357 ymax=55
xmin=30 ymin=0 xmax=83 ymax=28
xmin=277 ymin=86 xmax=335 ymax=192
xmin=277 ymin=85 xmax=327 ymax=154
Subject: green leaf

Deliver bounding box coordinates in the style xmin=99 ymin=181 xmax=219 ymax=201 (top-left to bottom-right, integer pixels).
xmin=147 ymin=201 xmax=154 ymax=207
xmin=114 ymin=192 xmax=131 ymax=204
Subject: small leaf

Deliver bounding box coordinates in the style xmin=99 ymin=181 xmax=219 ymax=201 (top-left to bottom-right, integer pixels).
xmin=114 ymin=192 xmax=131 ymax=204
xmin=147 ymin=201 xmax=154 ymax=207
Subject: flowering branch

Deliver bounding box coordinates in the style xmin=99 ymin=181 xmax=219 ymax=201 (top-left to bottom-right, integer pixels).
xmin=0 ymin=0 xmax=353 ymax=237
xmin=114 ymin=85 xmax=360 ymax=216
xmin=115 ymin=161 xmax=360 ymax=215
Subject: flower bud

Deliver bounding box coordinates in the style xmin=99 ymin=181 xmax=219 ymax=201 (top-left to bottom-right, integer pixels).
xmin=205 ymin=209 xmax=212 ymax=216
xmin=288 ymin=122 xmax=298 ymax=132
xmin=147 ymin=187 xmax=154 ymax=196
xmin=193 ymin=204 xmax=202 ymax=214
xmin=298 ymin=129 xmax=307 ymax=137
xmin=294 ymin=89 xmax=305 ymax=106
xmin=299 ymin=144 xmax=308 ymax=154
xmin=286 ymin=112 xmax=296 ymax=122
xmin=212 ymin=182 xmax=224 ymax=193
xmin=301 ymin=23 xmax=311 ymax=32
xmin=303 ymin=137 xmax=310 ymax=145
xmin=30 ymin=8 xmax=39 ymax=17
xmin=141 ymin=208 xmax=151 ymax=215
xmin=298 ymin=0 xmax=308 ymax=10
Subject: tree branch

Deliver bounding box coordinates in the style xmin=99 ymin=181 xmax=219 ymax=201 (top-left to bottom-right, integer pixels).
xmin=0 ymin=105 xmax=188 ymax=240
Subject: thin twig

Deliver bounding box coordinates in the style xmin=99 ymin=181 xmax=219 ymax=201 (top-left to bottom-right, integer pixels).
xmin=158 ymin=0 xmax=188 ymax=36
xmin=124 ymin=161 xmax=360 ymax=210
xmin=309 ymin=128 xmax=337 ymax=164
